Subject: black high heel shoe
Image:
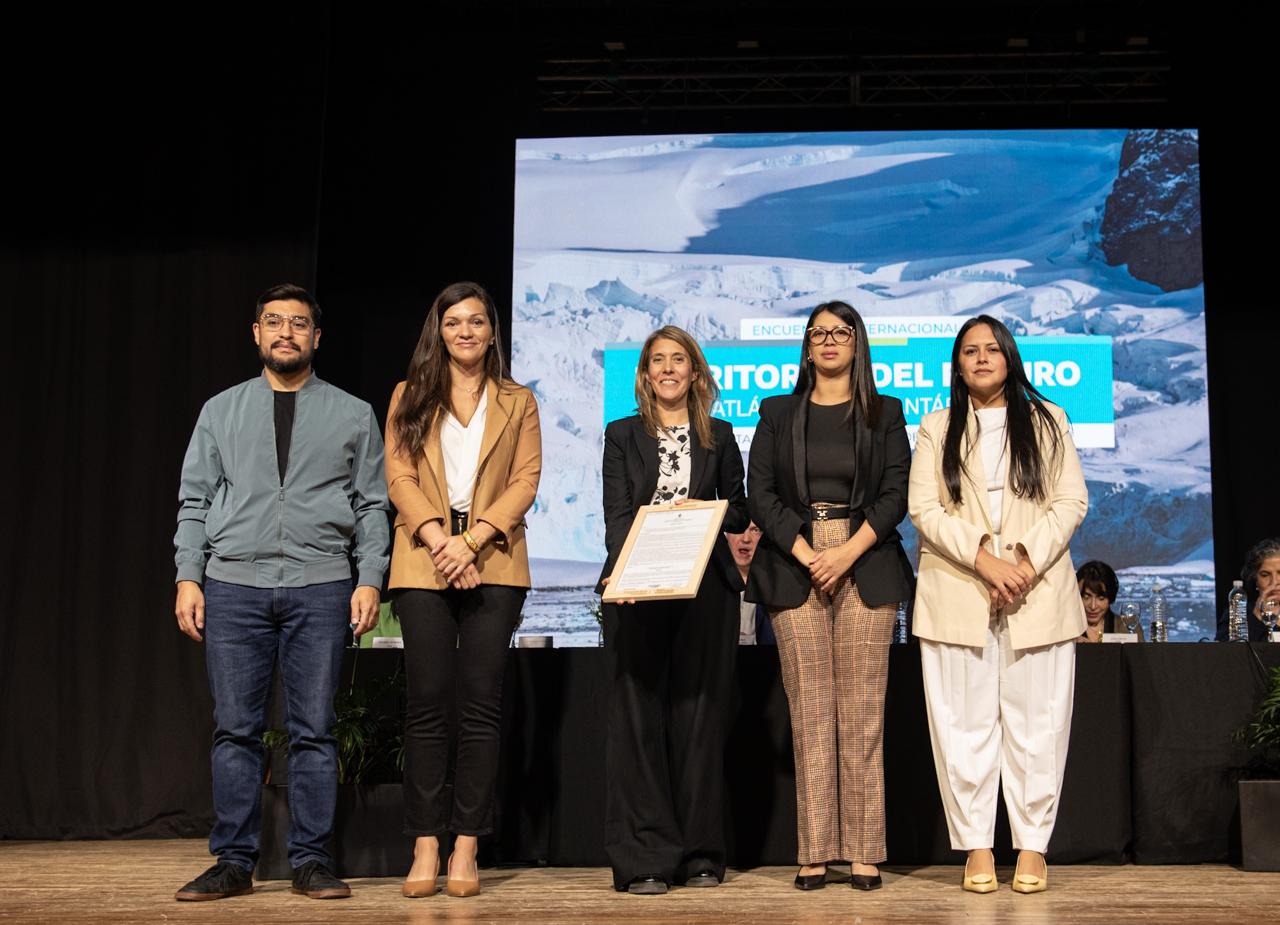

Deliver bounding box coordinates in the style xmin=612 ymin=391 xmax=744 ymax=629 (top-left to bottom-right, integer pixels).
xmin=794 ymin=869 xmax=826 ymax=890
xmin=627 ymin=875 xmax=669 ymax=895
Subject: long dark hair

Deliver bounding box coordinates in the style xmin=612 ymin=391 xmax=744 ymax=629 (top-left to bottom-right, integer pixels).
xmin=941 ymin=314 xmax=1063 ymax=505
xmin=392 ymin=281 xmax=511 ymax=461
xmin=792 ymin=300 xmax=881 ymax=427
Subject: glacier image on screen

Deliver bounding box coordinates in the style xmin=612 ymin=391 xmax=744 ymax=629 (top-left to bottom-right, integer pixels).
xmin=511 ymin=129 xmax=1209 ymax=645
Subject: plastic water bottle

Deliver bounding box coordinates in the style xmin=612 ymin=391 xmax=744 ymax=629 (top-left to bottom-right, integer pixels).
xmin=1150 ymin=583 xmax=1169 ymax=643
xmin=1227 ymin=580 xmax=1249 ymax=643
xmin=893 ymin=602 xmax=908 ymax=644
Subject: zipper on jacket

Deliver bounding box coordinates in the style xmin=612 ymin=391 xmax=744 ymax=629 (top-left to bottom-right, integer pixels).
xmin=278 ymin=486 xmax=285 ymax=584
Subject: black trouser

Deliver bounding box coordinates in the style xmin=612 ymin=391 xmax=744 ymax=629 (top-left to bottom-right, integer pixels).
xmin=396 ymin=584 xmax=526 ymax=836
xmin=604 ymin=568 xmax=739 ymax=890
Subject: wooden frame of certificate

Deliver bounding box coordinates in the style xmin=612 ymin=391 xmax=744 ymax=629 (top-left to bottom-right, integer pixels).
xmin=601 ymin=499 xmax=729 ymax=603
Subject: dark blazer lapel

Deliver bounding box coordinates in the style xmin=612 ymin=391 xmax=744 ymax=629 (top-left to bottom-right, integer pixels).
xmin=688 ymin=424 xmax=709 ymax=498
xmin=849 ymin=412 xmax=872 ymax=510
xmin=790 ymin=396 xmax=810 ymax=507
xmin=632 ymin=421 xmax=660 ymax=505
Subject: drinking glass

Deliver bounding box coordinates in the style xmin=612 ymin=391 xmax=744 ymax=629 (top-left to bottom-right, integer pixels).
xmin=1119 ymin=602 xmax=1141 ymax=635
xmin=1262 ymin=598 xmax=1280 ymax=642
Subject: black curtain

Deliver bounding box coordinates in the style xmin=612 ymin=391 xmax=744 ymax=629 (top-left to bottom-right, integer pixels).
xmin=0 ymin=10 xmax=329 ymax=837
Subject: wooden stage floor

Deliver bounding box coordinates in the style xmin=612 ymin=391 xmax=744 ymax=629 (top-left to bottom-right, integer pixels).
xmin=2 ymin=840 xmax=1279 ymax=924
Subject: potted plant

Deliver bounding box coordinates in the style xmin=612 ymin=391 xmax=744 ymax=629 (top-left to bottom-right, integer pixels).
xmin=257 ymin=653 xmax=413 ymax=879
xmin=1237 ymin=665 xmax=1280 ymax=871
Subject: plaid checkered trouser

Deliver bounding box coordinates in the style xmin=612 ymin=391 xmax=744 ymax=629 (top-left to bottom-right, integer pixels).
xmin=770 ymin=517 xmax=897 ymax=865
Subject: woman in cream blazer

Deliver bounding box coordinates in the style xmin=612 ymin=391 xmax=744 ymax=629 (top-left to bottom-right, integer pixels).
xmin=909 ymin=315 xmax=1086 ymax=895
xmin=385 ymin=281 xmax=541 ymax=900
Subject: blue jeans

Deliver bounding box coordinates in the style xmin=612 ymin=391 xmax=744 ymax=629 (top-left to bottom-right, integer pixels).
xmin=203 ymin=577 xmax=351 ymax=872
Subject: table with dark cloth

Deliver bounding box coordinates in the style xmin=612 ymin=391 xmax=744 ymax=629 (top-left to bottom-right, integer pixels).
xmin=263 ymin=642 xmax=1276 ymax=871
xmin=1127 ymin=643 xmax=1280 ymax=863
xmin=493 ymin=643 xmax=1142 ymax=867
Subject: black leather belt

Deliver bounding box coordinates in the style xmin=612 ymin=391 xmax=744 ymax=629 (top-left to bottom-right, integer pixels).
xmin=810 ymin=504 xmax=852 ymax=521
xmin=449 ymin=509 xmax=468 ymax=536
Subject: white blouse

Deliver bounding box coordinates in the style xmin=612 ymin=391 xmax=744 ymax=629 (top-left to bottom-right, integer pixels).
xmin=441 ymin=389 xmax=488 ymax=513
xmin=975 ymin=406 xmax=1009 ymax=534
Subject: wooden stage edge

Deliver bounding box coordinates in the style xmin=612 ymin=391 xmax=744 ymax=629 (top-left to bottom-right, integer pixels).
xmin=2 ymin=839 xmax=1279 ymax=924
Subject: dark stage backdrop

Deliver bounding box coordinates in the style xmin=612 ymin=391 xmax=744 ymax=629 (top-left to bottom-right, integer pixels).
xmin=0 ymin=11 xmax=330 ymax=838
xmin=1 ymin=6 xmax=1271 ymax=841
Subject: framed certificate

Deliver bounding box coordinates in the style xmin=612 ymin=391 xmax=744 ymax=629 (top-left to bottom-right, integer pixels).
xmin=601 ymin=499 xmax=729 ymax=603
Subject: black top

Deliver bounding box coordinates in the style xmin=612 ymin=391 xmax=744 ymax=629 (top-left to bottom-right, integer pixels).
xmin=746 ymin=393 xmax=913 ymax=610
xmin=273 ymin=390 xmax=296 ymax=485
xmin=806 ymin=400 xmax=856 ymax=503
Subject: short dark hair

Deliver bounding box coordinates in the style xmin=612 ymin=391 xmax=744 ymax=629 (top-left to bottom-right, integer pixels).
xmin=255 ymin=283 xmax=321 ymax=327
xmin=1242 ymin=537 xmax=1280 ymax=592
xmin=1076 ymin=560 xmax=1119 ymax=602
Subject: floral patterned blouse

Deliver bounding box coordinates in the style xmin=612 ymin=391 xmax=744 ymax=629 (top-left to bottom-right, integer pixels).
xmin=650 ymin=424 xmax=692 ymax=504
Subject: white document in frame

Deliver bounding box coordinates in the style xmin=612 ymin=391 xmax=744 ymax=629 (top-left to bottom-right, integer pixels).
xmin=612 ymin=506 xmax=718 ymax=592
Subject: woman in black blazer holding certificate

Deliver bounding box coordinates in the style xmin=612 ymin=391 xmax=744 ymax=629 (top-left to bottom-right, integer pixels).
xmin=598 ymin=324 xmax=748 ymax=895
xmin=746 ymin=301 xmax=912 ymax=892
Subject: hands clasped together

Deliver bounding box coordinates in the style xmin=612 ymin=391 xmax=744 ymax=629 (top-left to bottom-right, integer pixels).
xmin=430 ymin=534 xmax=481 ymax=589
xmin=805 ymin=543 xmax=859 ymax=595
xmin=974 ymin=546 xmax=1037 ymax=610
xmin=790 ymin=535 xmax=860 ymax=595
xmin=417 ymin=521 xmax=488 ymax=590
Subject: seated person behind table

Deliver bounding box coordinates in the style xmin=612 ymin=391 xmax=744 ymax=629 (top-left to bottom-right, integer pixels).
xmin=1076 ymin=560 xmax=1143 ymax=642
xmin=726 ymin=522 xmax=775 ymax=645
xmin=1216 ymin=537 xmax=1280 ymax=641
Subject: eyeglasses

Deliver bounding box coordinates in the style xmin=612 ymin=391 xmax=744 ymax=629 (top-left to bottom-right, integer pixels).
xmin=807 ymin=325 xmax=854 ymax=345
xmin=259 ymin=312 xmax=314 ymax=333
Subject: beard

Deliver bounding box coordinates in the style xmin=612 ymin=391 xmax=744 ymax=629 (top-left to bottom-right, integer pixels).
xmin=260 ymin=340 xmax=312 ymax=374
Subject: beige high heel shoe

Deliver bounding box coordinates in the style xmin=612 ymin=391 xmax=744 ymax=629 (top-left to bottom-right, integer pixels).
xmin=445 ymin=853 xmax=481 ymax=898
xmin=962 ymin=851 xmax=997 ymax=894
xmin=401 ymin=846 xmax=440 ymax=898
xmin=1011 ymin=852 xmax=1047 ymax=894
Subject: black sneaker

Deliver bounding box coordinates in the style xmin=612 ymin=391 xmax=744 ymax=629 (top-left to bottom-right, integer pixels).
xmin=291 ymin=860 xmax=351 ymax=899
xmin=174 ymin=861 xmax=254 ymax=901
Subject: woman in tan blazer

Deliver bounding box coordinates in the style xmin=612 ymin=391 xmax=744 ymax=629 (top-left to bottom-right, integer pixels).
xmin=909 ymin=314 xmax=1086 ymax=895
xmin=384 ymin=281 xmax=541 ymax=899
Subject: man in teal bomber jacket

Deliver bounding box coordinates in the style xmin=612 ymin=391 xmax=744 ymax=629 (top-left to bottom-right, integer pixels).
xmin=172 ymin=283 xmax=389 ymax=902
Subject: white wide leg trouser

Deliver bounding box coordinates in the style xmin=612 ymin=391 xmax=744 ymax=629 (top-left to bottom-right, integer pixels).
xmin=919 ymin=616 xmax=1075 ymax=853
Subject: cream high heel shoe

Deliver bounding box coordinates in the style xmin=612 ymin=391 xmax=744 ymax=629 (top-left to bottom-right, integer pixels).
xmin=962 ymin=852 xmax=997 ymax=894
xmin=1011 ymin=852 xmax=1047 ymax=894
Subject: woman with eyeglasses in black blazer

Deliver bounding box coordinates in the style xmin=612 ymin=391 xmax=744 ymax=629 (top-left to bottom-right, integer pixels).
xmin=746 ymin=301 xmax=913 ymax=892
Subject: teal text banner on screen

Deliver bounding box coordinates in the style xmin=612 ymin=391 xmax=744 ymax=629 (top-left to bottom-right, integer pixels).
xmin=603 ymin=335 xmax=1114 ymax=447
